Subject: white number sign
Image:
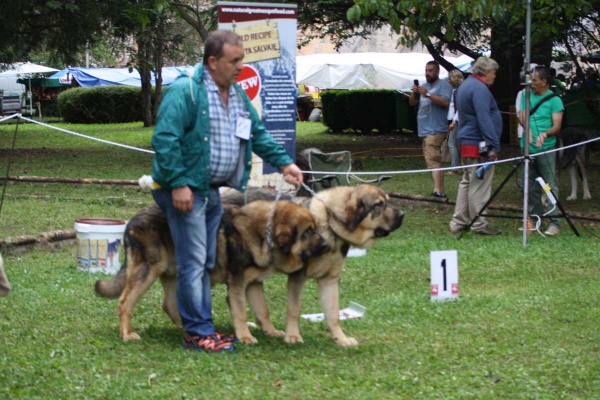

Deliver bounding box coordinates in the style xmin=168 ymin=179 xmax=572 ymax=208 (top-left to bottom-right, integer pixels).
xmin=430 ymin=250 xmax=459 ymax=301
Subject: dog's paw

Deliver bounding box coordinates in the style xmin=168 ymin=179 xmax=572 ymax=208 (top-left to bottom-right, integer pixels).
xmin=122 ymin=332 xmax=141 ymax=341
xmin=336 ymin=337 xmax=359 ymax=347
xmin=284 ymin=334 xmax=304 ymax=344
xmin=583 ymin=194 xmax=592 ymax=200
xmin=239 ymin=335 xmax=259 ymax=345
xmin=263 ymin=328 xmax=285 ymax=337
xmin=567 ymin=195 xmax=577 ymax=201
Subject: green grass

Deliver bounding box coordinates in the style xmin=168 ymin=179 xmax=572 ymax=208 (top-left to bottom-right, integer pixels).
xmin=1 ymin=209 xmax=599 ymax=398
xmin=1 ymin=120 xmax=600 ymax=398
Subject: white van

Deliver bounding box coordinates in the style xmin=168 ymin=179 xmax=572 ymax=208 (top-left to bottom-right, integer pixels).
xmin=0 ymin=75 xmax=25 ymax=96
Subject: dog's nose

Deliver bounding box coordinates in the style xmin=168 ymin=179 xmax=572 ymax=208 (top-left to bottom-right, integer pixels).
xmin=319 ymin=241 xmax=329 ymax=252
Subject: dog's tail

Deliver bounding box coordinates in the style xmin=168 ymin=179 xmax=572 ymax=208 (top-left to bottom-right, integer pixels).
xmin=95 ymin=239 xmax=130 ymax=299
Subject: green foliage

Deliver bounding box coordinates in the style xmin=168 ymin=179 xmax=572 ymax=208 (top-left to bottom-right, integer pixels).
xmin=320 ymin=90 xmax=351 ymax=132
xmin=321 ymin=90 xmax=408 ymax=133
xmin=0 ymin=0 xmax=124 ymax=65
xmin=57 ymin=86 xmax=154 ymax=124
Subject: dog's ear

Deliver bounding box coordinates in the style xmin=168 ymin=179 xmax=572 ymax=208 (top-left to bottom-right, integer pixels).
xmin=345 ymin=198 xmax=370 ymax=232
xmin=345 ymin=189 xmax=381 ymax=231
xmin=276 ymin=226 xmax=297 ymax=254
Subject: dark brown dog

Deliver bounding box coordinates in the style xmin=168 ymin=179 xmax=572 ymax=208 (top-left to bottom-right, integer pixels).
xmin=95 ymin=200 xmax=328 ymax=344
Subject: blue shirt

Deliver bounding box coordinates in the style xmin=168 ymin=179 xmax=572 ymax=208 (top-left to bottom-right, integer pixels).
xmin=417 ymin=79 xmax=453 ymax=137
xmin=456 ymin=76 xmax=502 ymax=152
xmin=203 ymin=67 xmax=243 ymax=184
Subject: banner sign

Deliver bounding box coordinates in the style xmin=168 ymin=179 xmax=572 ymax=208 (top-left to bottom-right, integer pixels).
xmin=218 ymin=1 xmax=298 ymax=176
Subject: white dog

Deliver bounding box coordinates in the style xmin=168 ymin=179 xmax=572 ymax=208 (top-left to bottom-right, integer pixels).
xmin=0 ymin=253 xmax=10 ymax=297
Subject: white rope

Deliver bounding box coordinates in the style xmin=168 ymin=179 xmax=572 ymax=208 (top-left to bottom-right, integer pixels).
xmin=0 ymin=114 xmax=20 ymax=124
xmin=305 ymin=135 xmax=600 ymax=176
xmin=3 ymin=114 xmax=599 ymax=178
xmin=17 ymin=116 xmax=155 ymax=154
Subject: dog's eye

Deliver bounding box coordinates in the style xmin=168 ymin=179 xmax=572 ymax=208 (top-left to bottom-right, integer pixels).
xmin=302 ymin=228 xmax=314 ymax=239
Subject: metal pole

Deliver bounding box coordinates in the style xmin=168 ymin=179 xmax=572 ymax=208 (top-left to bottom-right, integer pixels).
xmin=28 ymin=78 xmax=33 ymax=116
xmin=86 ymin=41 xmax=90 ymax=68
xmin=522 ymin=0 xmax=532 ymax=247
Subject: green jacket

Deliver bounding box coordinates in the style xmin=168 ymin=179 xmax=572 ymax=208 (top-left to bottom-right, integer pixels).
xmin=151 ymin=64 xmax=293 ymax=195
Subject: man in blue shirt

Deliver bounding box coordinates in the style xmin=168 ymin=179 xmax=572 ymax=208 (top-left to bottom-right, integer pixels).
xmin=410 ymin=61 xmax=453 ymax=198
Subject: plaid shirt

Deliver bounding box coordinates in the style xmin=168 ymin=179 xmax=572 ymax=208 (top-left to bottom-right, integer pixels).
xmin=203 ymin=67 xmax=243 ymax=184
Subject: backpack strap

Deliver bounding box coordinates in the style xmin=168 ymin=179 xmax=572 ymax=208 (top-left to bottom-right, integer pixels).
xmin=529 ymin=93 xmax=556 ymax=117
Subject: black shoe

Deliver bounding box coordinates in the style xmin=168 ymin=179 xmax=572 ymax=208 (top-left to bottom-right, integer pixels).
xmin=475 ymin=227 xmax=501 ymax=236
xmin=431 ymin=191 xmax=447 ymax=198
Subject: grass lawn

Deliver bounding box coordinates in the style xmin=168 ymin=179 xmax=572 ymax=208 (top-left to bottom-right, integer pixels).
xmin=1 ymin=120 xmax=600 ymax=398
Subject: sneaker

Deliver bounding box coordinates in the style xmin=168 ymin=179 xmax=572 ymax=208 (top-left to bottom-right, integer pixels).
xmin=544 ymin=226 xmax=559 ymax=236
xmin=431 ymin=191 xmax=447 ymax=198
xmin=182 ymin=332 xmax=235 ymax=353
xmin=214 ymin=331 xmax=239 ymax=343
xmin=475 ymin=227 xmax=501 ymax=236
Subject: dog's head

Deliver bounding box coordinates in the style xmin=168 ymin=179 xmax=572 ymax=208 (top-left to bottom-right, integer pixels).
xmin=336 ymin=185 xmax=404 ymax=248
xmin=272 ymin=201 xmax=329 ymax=262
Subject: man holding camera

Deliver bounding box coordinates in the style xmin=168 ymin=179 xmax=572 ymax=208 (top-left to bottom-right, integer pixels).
xmin=410 ymin=61 xmax=453 ymax=198
xmin=449 ymin=57 xmax=502 ymax=235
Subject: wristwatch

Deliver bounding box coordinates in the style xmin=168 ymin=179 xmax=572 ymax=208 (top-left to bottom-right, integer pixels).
xmin=425 ymin=92 xmax=431 ymax=98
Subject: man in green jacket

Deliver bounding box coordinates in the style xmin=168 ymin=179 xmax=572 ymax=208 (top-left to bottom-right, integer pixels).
xmin=151 ymin=30 xmax=303 ymax=353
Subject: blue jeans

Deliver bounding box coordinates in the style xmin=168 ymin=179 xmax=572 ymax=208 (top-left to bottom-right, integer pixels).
xmin=152 ymin=187 xmax=223 ymax=337
xmin=447 ymin=124 xmax=460 ymax=168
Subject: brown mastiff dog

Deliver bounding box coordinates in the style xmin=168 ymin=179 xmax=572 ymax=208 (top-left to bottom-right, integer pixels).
xmin=95 ymin=200 xmax=328 ymax=344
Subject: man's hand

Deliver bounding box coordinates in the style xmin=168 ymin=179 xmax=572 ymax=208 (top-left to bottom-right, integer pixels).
xmin=416 ymin=86 xmax=428 ymax=95
xmin=487 ymin=151 xmax=498 ymax=161
xmin=172 ymin=186 xmax=194 ymax=213
xmin=535 ymin=131 xmax=547 ymax=148
xmin=280 ymin=163 xmax=304 ymax=187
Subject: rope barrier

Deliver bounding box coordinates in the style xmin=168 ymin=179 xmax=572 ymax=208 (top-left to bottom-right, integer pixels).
xmin=498 ymin=97 xmax=592 ymax=116
xmin=0 ymin=114 xmax=20 ymax=124
xmin=17 ymin=115 xmax=155 ymax=154
xmin=2 ymin=114 xmax=599 ymax=178
xmin=307 ymin=135 xmax=600 ymax=176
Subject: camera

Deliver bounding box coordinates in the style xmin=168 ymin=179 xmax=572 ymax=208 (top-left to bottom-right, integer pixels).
xmin=479 ymin=140 xmax=489 ymax=157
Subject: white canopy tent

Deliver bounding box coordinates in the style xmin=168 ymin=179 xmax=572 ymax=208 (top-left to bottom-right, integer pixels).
xmin=296 ymin=53 xmax=474 ymax=90
xmin=0 ymin=62 xmax=59 ymax=115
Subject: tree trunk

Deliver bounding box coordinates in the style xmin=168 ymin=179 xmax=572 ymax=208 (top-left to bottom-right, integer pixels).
xmin=489 ymin=20 xmax=524 ymax=100
xmin=152 ymin=29 xmax=164 ymax=126
xmin=137 ymin=34 xmax=153 ymax=128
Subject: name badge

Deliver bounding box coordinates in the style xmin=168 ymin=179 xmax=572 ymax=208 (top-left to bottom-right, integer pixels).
xmin=236 ymin=117 xmax=251 ymax=140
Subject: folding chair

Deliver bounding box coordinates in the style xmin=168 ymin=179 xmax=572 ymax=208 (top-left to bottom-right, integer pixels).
xmin=298 ymin=148 xmax=391 ymax=193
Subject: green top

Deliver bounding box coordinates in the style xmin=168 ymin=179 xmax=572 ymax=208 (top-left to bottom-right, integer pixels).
xmin=520 ymin=90 xmax=564 ymax=154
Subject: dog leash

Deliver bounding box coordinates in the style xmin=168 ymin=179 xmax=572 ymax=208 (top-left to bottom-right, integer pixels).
xmin=265 ymin=180 xmax=285 ymax=249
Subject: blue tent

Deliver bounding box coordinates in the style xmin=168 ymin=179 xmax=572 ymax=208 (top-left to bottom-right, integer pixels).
xmin=49 ymin=66 xmax=197 ymax=87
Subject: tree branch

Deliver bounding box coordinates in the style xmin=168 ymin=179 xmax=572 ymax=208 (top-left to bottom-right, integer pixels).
xmin=172 ymin=3 xmax=209 ymax=41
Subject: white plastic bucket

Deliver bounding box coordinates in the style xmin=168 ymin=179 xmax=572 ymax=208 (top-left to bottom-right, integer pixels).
xmin=74 ymin=218 xmax=126 ymax=275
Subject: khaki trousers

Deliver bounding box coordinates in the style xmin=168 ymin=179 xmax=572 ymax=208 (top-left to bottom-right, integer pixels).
xmin=449 ymin=158 xmax=494 ymax=232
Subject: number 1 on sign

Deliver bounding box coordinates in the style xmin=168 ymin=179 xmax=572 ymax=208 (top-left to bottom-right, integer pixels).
xmin=430 ymin=250 xmax=459 ymax=301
